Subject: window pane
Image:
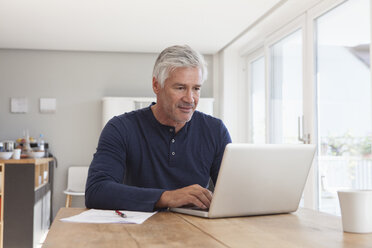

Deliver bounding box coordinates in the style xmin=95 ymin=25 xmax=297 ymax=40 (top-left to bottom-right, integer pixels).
xmin=269 ymin=29 xmax=303 ymax=144
xmin=316 ymin=0 xmax=371 ymax=215
xmin=250 ymin=56 xmax=266 ymax=143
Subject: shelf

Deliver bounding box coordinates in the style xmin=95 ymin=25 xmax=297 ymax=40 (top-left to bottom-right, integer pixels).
xmin=34 ymin=162 xmax=49 ymax=189
xmin=0 ymin=163 xmax=2 ymax=248
xmin=0 ymin=159 xmax=54 ymax=247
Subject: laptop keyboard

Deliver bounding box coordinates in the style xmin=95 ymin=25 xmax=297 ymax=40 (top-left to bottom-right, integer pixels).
xmin=182 ymin=206 xmax=209 ymax=212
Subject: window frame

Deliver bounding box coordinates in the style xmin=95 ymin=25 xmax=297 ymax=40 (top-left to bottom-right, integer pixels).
xmin=246 ymin=49 xmax=265 ymax=143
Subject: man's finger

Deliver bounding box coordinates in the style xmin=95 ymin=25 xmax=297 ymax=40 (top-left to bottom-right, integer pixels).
xmin=189 ymin=196 xmax=207 ymax=209
xmin=191 ymin=189 xmax=211 ymax=208
xmin=204 ymin=189 xmax=213 ymax=202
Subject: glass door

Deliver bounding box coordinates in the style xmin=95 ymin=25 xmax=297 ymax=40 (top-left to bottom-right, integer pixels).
xmin=269 ymin=29 xmax=304 ymax=144
xmin=315 ymin=0 xmax=371 ymax=215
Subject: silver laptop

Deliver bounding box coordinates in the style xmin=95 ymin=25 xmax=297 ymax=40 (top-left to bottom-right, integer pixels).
xmin=170 ymin=143 xmax=316 ymax=218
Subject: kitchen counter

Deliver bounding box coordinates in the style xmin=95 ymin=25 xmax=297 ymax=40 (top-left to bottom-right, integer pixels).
xmin=0 ymin=157 xmax=53 ymax=164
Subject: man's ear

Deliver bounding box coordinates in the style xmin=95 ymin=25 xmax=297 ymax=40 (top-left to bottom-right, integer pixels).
xmin=152 ymin=77 xmax=161 ymax=94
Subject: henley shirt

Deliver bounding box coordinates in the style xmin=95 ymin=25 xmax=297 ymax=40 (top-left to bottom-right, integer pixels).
xmin=85 ymin=104 xmax=231 ymax=212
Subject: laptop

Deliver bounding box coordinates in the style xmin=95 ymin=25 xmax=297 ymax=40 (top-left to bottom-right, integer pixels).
xmin=170 ymin=143 xmax=316 ymax=218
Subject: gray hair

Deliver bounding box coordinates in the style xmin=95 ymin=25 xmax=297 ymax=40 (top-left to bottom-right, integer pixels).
xmin=152 ymin=45 xmax=208 ymax=87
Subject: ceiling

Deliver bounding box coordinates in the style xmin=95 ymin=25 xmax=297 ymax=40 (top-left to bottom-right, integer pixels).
xmin=0 ymin=0 xmax=282 ymax=54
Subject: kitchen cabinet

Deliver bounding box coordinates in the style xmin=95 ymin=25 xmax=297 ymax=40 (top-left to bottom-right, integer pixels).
xmin=0 ymin=158 xmax=54 ymax=248
xmin=0 ymin=163 xmax=4 ymax=248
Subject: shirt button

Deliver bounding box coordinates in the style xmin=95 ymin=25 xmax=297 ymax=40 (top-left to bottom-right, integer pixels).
xmin=169 ymin=128 xmax=173 ymax=132
xmin=172 ymin=152 xmax=175 ymax=156
xmin=171 ymin=139 xmax=175 ymax=143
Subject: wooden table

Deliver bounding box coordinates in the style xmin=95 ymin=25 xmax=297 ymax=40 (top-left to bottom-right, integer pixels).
xmin=43 ymin=208 xmax=372 ymax=248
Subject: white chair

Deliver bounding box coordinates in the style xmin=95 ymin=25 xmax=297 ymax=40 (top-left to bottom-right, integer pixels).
xmin=63 ymin=166 xmax=89 ymax=208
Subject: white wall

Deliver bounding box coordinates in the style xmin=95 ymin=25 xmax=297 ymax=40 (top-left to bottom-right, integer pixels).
xmin=0 ymin=49 xmax=214 ymax=217
xmin=215 ymin=46 xmax=248 ymax=143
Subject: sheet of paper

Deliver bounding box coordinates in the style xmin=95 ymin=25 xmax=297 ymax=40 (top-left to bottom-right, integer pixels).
xmin=60 ymin=209 xmax=157 ymax=224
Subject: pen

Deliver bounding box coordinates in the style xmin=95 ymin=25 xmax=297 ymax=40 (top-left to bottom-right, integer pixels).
xmin=115 ymin=210 xmax=127 ymax=218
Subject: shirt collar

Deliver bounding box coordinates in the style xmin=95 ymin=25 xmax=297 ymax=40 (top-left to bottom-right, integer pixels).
xmin=146 ymin=102 xmax=191 ymax=135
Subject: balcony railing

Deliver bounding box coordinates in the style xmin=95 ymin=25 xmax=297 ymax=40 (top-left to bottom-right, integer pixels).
xmin=319 ymin=156 xmax=372 ymax=192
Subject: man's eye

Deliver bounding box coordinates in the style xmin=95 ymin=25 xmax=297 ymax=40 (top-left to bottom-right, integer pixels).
xmin=194 ymin=87 xmax=201 ymax=91
xmin=177 ymin=87 xmax=185 ymax=90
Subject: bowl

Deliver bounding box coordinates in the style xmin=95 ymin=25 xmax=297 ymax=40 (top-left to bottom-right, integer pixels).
xmin=0 ymin=151 xmax=13 ymax=160
xmin=27 ymin=151 xmax=45 ymax=158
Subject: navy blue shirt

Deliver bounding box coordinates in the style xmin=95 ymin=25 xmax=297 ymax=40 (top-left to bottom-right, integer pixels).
xmin=85 ymin=104 xmax=231 ymax=212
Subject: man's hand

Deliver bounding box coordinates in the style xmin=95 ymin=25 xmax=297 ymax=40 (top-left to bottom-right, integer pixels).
xmin=155 ymin=184 xmax=212 ymax=209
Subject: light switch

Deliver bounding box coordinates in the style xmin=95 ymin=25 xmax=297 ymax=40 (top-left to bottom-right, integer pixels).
xmin=40 ymin=98 xmax=56 ymax=113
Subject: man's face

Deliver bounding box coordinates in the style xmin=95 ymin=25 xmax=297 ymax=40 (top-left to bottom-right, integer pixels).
xmin=153 ymin=67 xmax=202 ymax=125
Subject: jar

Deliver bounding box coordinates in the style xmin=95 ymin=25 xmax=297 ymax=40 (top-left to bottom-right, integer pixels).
xmin=3 ymin=140 xmax=15 ymax=152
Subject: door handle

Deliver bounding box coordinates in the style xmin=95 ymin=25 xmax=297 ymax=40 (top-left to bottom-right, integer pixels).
xmin=298 ymin=115 xmax=310 ymax=144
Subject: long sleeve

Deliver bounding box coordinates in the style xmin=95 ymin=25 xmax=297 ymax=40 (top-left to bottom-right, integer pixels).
xmin=85 ymin=117 xmax=165 ymax=212
xmin=210 ymin=120 xmax=232 ymax=185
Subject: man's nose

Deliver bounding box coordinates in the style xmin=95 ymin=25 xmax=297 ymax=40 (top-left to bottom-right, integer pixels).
xmin=184 ymin=89 xmax=194 ymax=103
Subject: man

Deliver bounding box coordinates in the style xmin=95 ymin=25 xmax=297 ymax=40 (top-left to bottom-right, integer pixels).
xmin=85 ymin=45 xmax=231 ymax=212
